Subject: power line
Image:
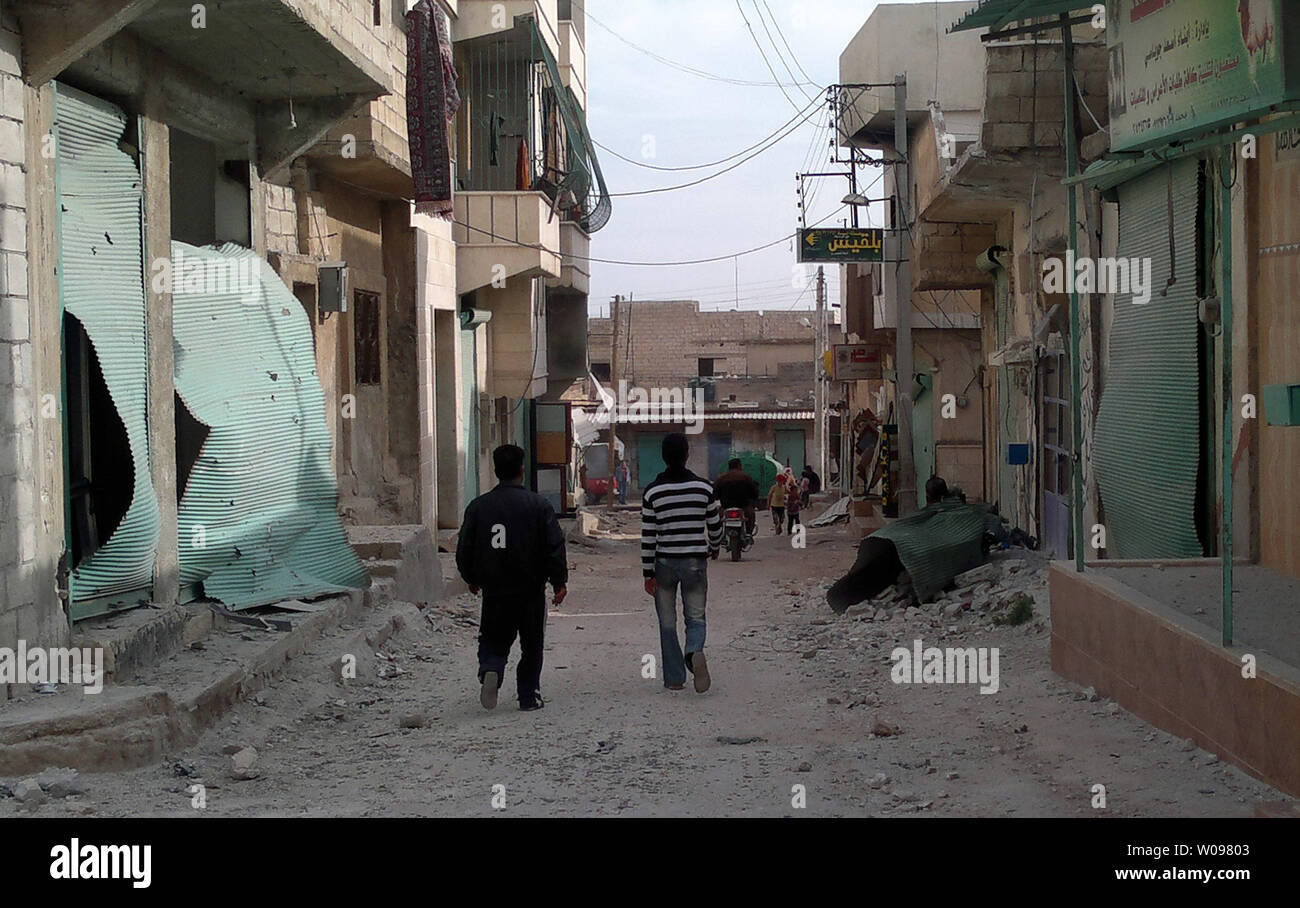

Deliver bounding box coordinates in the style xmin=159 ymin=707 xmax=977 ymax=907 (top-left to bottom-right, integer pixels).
xmin=592 ymin=91 xmax=827 ymax=173
xmin=735 ymin=0 xmax=805 ymax=113
xmin=606 ymin=94 xmax=823 ymax=197
xmin=570 ymin=0 xmax=816 ymax=90
xmin=452 ymin=204 xmax=848 ymax=268
xmin=750 ymin=0 xmax=817 ymax=105
xmin=760 ymin=0 xmax=816 ymax=86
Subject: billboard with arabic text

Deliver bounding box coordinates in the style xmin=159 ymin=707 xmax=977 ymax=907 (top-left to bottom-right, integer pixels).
xmin=1107 ymin=0 xmax=1296 ymax=151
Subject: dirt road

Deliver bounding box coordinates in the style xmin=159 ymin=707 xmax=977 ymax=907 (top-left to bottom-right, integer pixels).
xmin=1 ymin=514 xmax=1281 ymax=817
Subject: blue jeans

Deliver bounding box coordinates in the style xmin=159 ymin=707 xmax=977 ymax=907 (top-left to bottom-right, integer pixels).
xmin=653 ymin=557 xmax=708 ymax=688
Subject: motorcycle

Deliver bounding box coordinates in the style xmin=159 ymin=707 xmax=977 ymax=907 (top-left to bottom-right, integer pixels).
xmin=723 ymin=508 xmax=754 ymax=562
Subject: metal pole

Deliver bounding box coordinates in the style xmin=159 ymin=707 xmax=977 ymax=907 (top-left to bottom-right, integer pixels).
xmin=608 ymin=294 xmax=619 ymax=509
xmin=815 ymin=266 xmax=827 ymax=482
xmin=1220 ymin=150 xmax=1234 ymax=647
xmin=1061 ymin=16 xmax=1085 ymax=572
xmin=893 ymin=73 xmax=915 ymax=515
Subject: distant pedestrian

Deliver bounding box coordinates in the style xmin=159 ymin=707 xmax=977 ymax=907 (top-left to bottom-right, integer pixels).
xmin=786 ymin=484 xmax=802 ymax=533
xmin=455 ymin=444 xmax=568 ymax=712
xmin=615 ymin=457 xmax=630 ymax=505
xmin=767 ymin=475 xmax=788 ymax=534
xmin=641 ymin=433 xmax=722 ymax=693
xmin=801 ymin=464 xmax=819 ymax=507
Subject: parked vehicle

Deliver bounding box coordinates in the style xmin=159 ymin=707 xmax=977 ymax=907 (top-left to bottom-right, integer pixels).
xmin=723 ymin=507 xmax=754 ymax=561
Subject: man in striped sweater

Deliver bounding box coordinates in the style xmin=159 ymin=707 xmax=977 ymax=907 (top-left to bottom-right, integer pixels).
xmin=641 ymin=433 xmax=724 ymax=693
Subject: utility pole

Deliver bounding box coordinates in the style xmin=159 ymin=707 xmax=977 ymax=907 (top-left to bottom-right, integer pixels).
xmin=608 ymin=294 xmax=620 ymax=509
xmin=893 ymin=73 xmax=916 ymax=515
xmin=814 ymin=266 xmax=827 ymax=484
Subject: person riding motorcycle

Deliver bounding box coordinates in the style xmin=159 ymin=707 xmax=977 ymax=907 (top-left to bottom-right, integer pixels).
xmin=713 ymin=458 xmax=759 ymax=536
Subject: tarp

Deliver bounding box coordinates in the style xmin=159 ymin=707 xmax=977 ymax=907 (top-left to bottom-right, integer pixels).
xmin=172 ymin=243 xmax=368 ymax=608
xmin=871 ymin=501 xmax=1001 ymax=602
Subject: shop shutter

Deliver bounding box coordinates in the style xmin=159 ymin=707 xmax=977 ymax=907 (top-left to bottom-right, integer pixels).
xmin=55 ymin=85 xmax=160 ymax=613
xmin=1092 ymin=157 xmax=1202 ymax=558
xmin=171 ymin=243 xmax=368 ymax=608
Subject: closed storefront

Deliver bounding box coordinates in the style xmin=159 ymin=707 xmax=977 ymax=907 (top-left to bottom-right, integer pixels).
xmin=1093 ymin=158 xmax=1204 ymax=558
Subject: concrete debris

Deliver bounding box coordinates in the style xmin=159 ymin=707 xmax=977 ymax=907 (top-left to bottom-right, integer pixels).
xmin=399 ymin=713 xmax=427 ymax=729
xmin=868 ymin=772 xmax=891 ymax=789
xmin=13 ymin=778 xmax=47 ymax=806
xmin=36 ymin=767 xmax=86 ymax=798
xmin=717 ymin=735 xmax=765 ymax=745
xmin=953 ymin=562 xmax=1000 ymax=588
xmin=229 ymin=747 xmax=260 ymax=780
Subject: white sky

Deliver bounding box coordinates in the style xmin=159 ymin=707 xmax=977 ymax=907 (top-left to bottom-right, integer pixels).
xmin=583 ymin=0 xmax=938 ymax=317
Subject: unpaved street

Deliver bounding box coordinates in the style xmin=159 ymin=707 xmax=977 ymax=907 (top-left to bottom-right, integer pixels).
xmin=2 ymin=515 xmax=1281 ymax=817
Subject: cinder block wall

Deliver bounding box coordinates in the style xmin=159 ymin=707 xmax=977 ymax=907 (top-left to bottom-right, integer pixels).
xmin=0 ymin=12 xmax=50 ymax=672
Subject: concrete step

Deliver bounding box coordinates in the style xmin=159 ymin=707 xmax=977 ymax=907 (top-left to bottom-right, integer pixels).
xmin=0 ymin=590 xmax=424 ymax=777
xmin=365 ymin=559 xmax=402 ymax=578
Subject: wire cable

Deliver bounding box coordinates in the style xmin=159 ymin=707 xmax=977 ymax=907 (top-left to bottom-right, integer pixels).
xmin=593 ymin=91 xmax=826 ymax=173
xmin=570 ymin=0 xmax=816 ymax=89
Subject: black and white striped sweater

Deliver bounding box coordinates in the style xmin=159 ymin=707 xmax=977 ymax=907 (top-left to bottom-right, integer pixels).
xmin=641 ymin=468 xmax=724 ymax=577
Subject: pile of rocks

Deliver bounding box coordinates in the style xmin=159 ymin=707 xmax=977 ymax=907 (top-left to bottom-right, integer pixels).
xmin=1 ymin=767 xmax=87 ymax=807
xmin=849 ymin=555 xmax=1046 ymax=622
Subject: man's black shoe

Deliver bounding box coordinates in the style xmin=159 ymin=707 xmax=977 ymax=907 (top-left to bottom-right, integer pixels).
xmin=519 ymin=694 xmax=545 ymax=711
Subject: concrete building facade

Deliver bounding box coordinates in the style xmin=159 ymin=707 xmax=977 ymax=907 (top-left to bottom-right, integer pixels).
xmin=0 ymin=0 xmax=601 ymax=679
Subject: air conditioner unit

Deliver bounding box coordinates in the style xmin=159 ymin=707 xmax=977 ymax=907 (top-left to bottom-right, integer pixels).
xmin=317 ymin=262 xmax=348 ymax=312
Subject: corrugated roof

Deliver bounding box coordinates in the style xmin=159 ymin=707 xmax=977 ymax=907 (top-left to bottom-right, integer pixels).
xmin=1066 ymin=156 xmax=1164 ymax=191
xmin=949 ymin=1 xmax=1095 ymax=33
xmin=611 ymin=410 xmax=814 ymax=424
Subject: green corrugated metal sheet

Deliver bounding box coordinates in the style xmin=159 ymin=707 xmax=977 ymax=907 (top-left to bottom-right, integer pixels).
xmin=1068 ymin=157 xmax=1163 ymax=191
xmin=1093 ymin=158 xmax=1202 ymax=558
xmin=949 ymin=0 xmax=1094 ymax=33
xmin=873 ymin=501 xmax=1002 ymax=602
xmin=55 ymin=85 xmax=160 ymax=610
xmin=172 ymin=243 xmax=368 ymax=608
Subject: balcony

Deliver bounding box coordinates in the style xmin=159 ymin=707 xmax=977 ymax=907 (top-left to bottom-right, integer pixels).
xmin=455 ymin=0 xmax=561 ymax=58
xmin=308 ymin=7 xmax=413 ymax=200
xmin=559 ymin=18 xmax=587 ymax=110
xmin=12 ymin=0 xmax=388 ymax=176
xmin=547 ymin=221 xmax=590 ymax=294
xmin=454 ymin=191 xmax=561 ymax=295
xmin=454 ymin=11 xmax=610 ymax=234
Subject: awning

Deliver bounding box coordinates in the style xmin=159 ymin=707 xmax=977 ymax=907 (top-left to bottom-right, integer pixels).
xmin=949 ymin=1 xmax=1095 ymax=34
xmin=1065 ymin=156 xmax=1164 ymax=190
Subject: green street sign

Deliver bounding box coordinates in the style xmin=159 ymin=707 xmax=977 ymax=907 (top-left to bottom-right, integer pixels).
xmin=798 ymin=228 xmax=884 ymax=263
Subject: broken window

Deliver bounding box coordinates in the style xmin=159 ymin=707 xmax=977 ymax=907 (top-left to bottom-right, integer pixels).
xmin=354 ymin=290 xmax=381 ymax=385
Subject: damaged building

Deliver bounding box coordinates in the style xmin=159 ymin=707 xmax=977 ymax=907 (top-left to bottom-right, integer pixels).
xmin=0 ymin=0 xmax=603 ymax=679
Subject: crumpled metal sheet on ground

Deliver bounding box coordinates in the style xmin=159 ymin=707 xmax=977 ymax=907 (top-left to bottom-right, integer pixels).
xmin=55 ymin=85 xmax=160 ymax=609
xmin=172 ymin=242 xmax=368 ymax=609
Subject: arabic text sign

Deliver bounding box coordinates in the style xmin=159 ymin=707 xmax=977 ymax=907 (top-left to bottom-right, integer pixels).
xmin=832 ymin=344 xmax=883 ymax=381
xmin=799 ymin=228 xmax=884 ymax=263
xmin=1107 ymin=0 xmax=1289 ymax=151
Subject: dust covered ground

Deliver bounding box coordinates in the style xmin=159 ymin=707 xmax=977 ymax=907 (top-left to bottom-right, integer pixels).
xmin=0 ymin=506 xmax=1283 ymax=817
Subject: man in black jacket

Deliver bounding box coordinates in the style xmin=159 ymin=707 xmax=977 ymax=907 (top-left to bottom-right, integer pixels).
xmin=456 ymin=445 xmax=568 ymax=711
xmin=713 ymin=458 xmax=759 ymax=535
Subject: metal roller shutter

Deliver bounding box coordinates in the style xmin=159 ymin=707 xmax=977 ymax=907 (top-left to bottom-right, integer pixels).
xmin=55 ymin=85 xmax=160 ymax=614
xmin=1093 ymin=157 xmax=1202 ymax=558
